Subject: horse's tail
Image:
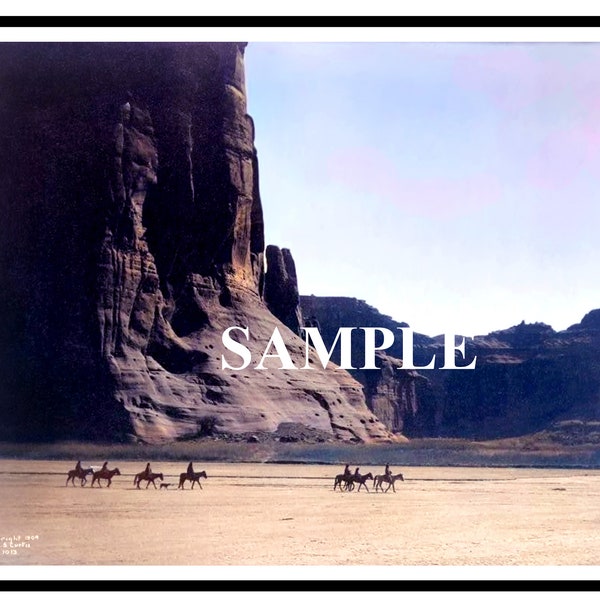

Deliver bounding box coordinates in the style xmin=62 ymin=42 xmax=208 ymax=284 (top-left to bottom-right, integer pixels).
xmin=133 ymin=474 xmax=138 ymax=485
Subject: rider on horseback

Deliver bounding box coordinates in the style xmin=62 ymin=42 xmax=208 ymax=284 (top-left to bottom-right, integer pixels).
xmin=143 ymin=462 xmax=152 ymax=477
xmin=187 ymin=461 xmax=194 ymax=477
xmin=385 ymin=463 xmax=392 ymax=482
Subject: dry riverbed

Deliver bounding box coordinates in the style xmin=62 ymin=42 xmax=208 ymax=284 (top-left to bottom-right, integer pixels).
xmin=1 ymin=460 xmax=600 ymax=567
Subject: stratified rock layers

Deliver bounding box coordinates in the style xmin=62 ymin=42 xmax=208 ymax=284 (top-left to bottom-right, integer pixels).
xmin=0 ymin=43 xmax=391 ymax=443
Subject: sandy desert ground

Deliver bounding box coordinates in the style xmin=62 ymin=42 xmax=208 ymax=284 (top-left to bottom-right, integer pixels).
xmin=1 ymin=459 xmax=600 ymax=567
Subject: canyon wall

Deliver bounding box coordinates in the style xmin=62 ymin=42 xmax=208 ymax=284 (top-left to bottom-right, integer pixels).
xmin=301 ymin=296 xmax=600 ymax=439
xmin=0 ymin=43 xmax=392 ymax=444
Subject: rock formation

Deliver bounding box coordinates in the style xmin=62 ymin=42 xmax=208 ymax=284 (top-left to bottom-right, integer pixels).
xmin=300 ymin=296 xmax=424 ymax=434
xmin=438 ymin=317 xmax=600 ymax=439
xmin=0 ymin=42 xmax=392 ymax=444
xmin=264 ymin=245 xmax=303 ymax=334
xmin=301 ymin=296 xmax=600 ymax=440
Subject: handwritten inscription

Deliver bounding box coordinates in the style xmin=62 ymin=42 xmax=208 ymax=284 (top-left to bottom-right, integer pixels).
xmin=1 ymin=534 xmax=39 ymax=556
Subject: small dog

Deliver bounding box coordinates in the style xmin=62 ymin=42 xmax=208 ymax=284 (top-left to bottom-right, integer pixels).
xmin=160 ymin=483 xmax=171 ymax=490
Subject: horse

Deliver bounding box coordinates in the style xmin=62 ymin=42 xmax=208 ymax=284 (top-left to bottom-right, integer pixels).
xmin=91 ymin=467 xmax=121 ymax=487
xmin=66 ymin=467 xmax=94 ymax=487
xmin=133 ymin=471 xmax=164 ymax=489
xmin=374 ymin=473 xmax=404 ymax=493
xmin=333 ymin=473 xmax=354 ymax=492
xmin=178 ymin=470 xmax=207 ymax=490
xmin=350 ymin=472 xmax=373 ymax=492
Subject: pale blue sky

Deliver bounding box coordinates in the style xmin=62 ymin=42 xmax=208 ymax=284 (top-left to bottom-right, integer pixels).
xmin=245 ymin=42 xmax=600 ymax=337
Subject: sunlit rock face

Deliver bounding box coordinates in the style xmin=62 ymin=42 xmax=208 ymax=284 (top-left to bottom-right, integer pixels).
xmin=0 ymin=42 xmax=393 ymax=443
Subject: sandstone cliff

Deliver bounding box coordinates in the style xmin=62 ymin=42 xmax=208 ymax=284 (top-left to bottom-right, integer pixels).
xmin=301 ymin=296 xmax=600 ymax=439
xmin=0 ymin=43 xmax=392 ymax=443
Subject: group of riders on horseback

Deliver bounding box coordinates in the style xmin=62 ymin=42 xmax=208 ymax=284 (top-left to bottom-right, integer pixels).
xmin=334 ymin=463 xmax=404 ymax=493
xmin=67 ymin=459 xmax=402 ymax=492
xmin=66 ymin=460 xmax=206 ymax=489
xmin=66 ymin=460 xmax=121 ymax=487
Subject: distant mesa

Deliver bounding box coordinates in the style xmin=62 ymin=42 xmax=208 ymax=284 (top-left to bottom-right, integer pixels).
xmin=567 ymin=308 xmax=600 ymax=332
xmin=300 ymin=296 xmax=600 ymax=440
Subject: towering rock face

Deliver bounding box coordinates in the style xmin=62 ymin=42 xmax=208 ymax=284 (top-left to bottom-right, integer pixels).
xmin=0 ymin=43 xmax=392 ymax=443
xmin=264 ymin=245 xmax=303 ymax=334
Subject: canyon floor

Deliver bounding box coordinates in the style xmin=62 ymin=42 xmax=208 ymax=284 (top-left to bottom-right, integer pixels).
xmin=1 ymin=458 xmax=600 ymax=570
